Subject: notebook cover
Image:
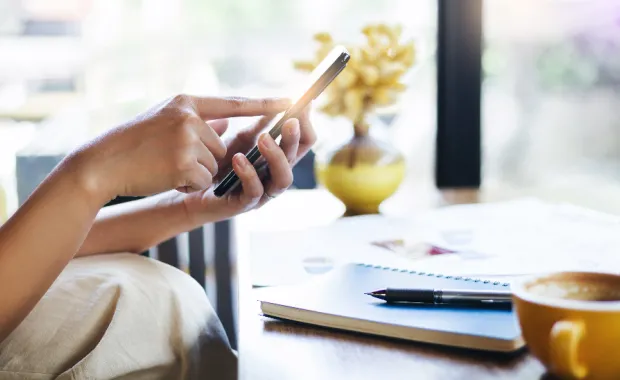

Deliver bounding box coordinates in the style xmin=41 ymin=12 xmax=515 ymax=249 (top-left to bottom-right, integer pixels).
xmin=256 ymin=263 xmax=524 ymax=352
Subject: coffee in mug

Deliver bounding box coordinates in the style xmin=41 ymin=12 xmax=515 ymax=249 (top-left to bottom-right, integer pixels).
xmin=512 ymin=271 xmax=620 ymax=380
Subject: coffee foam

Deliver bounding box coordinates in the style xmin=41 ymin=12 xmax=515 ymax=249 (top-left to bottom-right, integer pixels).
xmin=526 ymin=273 xmax=620 ymax=302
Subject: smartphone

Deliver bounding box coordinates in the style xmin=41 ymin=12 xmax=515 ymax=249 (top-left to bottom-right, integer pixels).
xmin=213 ymin=45 xmax=350 ymax=197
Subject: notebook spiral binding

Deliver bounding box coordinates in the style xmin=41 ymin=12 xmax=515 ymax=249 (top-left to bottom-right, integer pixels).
xmin=354 ymin=263 xmax=511 ymax=287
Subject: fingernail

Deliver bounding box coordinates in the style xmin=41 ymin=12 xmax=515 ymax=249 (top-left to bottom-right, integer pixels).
xmin=260 ymin=134 xmax=275 ymax=150
xmin=288 ymin=119 xmax=300 ymax=136
xmin=234 ymin=153 xmax=247 ymax=168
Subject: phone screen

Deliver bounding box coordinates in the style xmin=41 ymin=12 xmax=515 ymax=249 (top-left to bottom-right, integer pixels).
xmin=213 ymin=46 xmax=350 ymax=197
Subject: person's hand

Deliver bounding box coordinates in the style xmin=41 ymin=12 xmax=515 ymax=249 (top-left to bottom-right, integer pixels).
xmin=182 ymin=106 xmax=316 ymax=223
xmin=69 ymin=94 xmax=291 ymax=203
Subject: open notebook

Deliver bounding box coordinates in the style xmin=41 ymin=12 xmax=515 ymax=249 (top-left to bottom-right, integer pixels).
xmin=256 ymin=263 xmax=525 ymax=352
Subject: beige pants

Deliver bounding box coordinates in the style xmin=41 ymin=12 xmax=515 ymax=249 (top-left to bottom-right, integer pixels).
xmin=0 ymin=253 xmax=237 ymax=380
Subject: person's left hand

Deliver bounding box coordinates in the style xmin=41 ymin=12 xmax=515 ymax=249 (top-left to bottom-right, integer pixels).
xmin=182 ymin=106 xmax=316 ymax=224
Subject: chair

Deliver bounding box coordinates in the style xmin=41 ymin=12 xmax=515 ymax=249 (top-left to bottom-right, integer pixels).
xmin=100 ymin=152 xmax=318 ymax=349
xmin=104 ymin=196 xmax=238 ymax=350
xmin=15 ymin=127 xmax=317 ymax=352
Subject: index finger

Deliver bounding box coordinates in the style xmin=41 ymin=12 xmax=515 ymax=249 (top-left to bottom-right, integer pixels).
xmin=190 ymin=96 xmax=291 ymax=120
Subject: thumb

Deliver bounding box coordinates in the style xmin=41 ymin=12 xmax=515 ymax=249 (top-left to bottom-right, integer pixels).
xmin=208 ymin=119 xmax=229 ymax=136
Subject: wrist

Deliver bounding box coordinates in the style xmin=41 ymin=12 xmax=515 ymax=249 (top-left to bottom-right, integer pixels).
xmin=181 ymin=193 xmax=203 ymax=229
xmin=181 ymin=192 xmax=223 ymax=228
xmin=60 ymin=150 xmax=117 ymax=207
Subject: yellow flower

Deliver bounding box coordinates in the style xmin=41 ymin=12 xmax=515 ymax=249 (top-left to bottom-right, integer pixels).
xmin=294 ymin=23 xmax=416 ymax=125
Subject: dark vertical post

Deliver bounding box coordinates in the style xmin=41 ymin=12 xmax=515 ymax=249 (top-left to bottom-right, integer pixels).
xmin=292 ymin=150 xmax=317 ymax=189
xmin=214 ymin=219 xmax=237 ymax=350
xmin=436 ymin=0 xmax=483 ymax=188
xmin=188 ymin=226 xmax=206 ymax=288
xmin=157 ymin=237 xmax=179 ymax=268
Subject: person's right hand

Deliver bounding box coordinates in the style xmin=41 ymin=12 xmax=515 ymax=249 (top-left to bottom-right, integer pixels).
xmin=70 ymin=94 xmax=291 ymax=203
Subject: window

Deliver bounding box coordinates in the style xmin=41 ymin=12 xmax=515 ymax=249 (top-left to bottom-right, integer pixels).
xmin=78 ymin=0 xmax=438 ymax=181
xmin=0 ymin=0 xmax=438 ymax=214
xmin=482 ymin=0 xmax=620 ymax=212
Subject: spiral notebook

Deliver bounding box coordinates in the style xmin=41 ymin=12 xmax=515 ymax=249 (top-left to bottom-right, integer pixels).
xmin=256 ymin=263 xmax=525 ymax=352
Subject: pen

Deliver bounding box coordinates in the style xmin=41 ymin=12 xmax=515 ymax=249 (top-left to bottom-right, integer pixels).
xmin=365 ymin=288 xmax=513 ymax=306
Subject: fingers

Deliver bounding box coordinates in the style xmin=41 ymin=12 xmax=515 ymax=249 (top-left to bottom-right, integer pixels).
xmin=196 ymin=145 xmax=218 ymax=176
xmin=189 ymin=95 xmax=291 ymax=119
xmin=232 ymin=153 xmax=264 ymax=205
xmin=279 ymin=118 xmax=300 ymax=165
xmin=189 ymin=118 xmax=227 ymax=161
xmin=178 ymin=164 xmax=213 ymax=193
xmin=190 ymin=164 xmax=213 ymax=191
xmin=208 ymin=118 xmax=229 ymax=136
xmin=296 ymin=105 xmax=317 ymax=160
xmin=257 ymin=133 xmax=295 ymax=197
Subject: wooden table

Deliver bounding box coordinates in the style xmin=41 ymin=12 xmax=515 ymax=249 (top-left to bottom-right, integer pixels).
xmin=236 ymin=188 xmax=550 ymax=380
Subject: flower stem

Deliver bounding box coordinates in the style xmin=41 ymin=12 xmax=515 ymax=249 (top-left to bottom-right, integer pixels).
xmin=350 ymin=116 xmax=370 ymax=168
xmin=353 ymin=119 xmax=369 ymax=138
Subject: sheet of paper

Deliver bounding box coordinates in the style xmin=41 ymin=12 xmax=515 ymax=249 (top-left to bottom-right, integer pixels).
xmin=249 ymin=215 xmax=417 ymax=286
xmin=381 ymin=198 xmax=620 ymax=278
xmin=250 ymin=198 xmax=620 ymax=286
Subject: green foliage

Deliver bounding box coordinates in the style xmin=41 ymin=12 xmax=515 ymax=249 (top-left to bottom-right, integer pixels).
xmin=536 ymin=43 xmax=599 ymax=90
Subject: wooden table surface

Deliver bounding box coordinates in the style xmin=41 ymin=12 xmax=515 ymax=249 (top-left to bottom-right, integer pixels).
xmin=236 ymin=188 xmax=551 ymax=380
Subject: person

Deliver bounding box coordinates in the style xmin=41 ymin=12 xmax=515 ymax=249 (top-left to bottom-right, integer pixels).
xmin=0 ymin=94 xmax=315 ymax=379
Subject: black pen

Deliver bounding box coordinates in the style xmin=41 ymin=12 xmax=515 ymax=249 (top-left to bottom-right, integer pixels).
xmin=365 ymin=288 xmax=513 ymax=306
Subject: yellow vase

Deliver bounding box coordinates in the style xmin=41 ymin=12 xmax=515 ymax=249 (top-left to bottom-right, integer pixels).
xmin=315 ymin=134 xmax=405 ymax=215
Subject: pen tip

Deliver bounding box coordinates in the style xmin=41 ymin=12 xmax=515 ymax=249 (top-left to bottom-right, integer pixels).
xmin=366 ymin=289 xmax=385 ymax=295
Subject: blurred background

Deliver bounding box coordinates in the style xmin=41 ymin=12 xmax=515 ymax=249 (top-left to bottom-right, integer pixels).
xmin=0 ymin=0 xmax=619 ymax=220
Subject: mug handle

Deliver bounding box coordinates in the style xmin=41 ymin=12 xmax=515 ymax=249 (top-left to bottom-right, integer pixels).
xmin=549 ymin=320 xmax=588 ymax=379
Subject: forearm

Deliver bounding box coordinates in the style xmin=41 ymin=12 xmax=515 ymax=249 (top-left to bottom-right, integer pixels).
xmin=0 ymin=157 xmax=108 ymax=342
xmin=77 ymin=191 xmax=195 ymax=256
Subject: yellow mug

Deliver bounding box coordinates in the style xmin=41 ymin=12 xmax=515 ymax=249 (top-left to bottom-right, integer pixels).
xmin=512 ymin=272 xmax=620 ymax=380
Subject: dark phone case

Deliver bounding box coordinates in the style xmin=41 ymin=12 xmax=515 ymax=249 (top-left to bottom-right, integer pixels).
xmin=213 ymin=49 xmax=350 ymax=197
